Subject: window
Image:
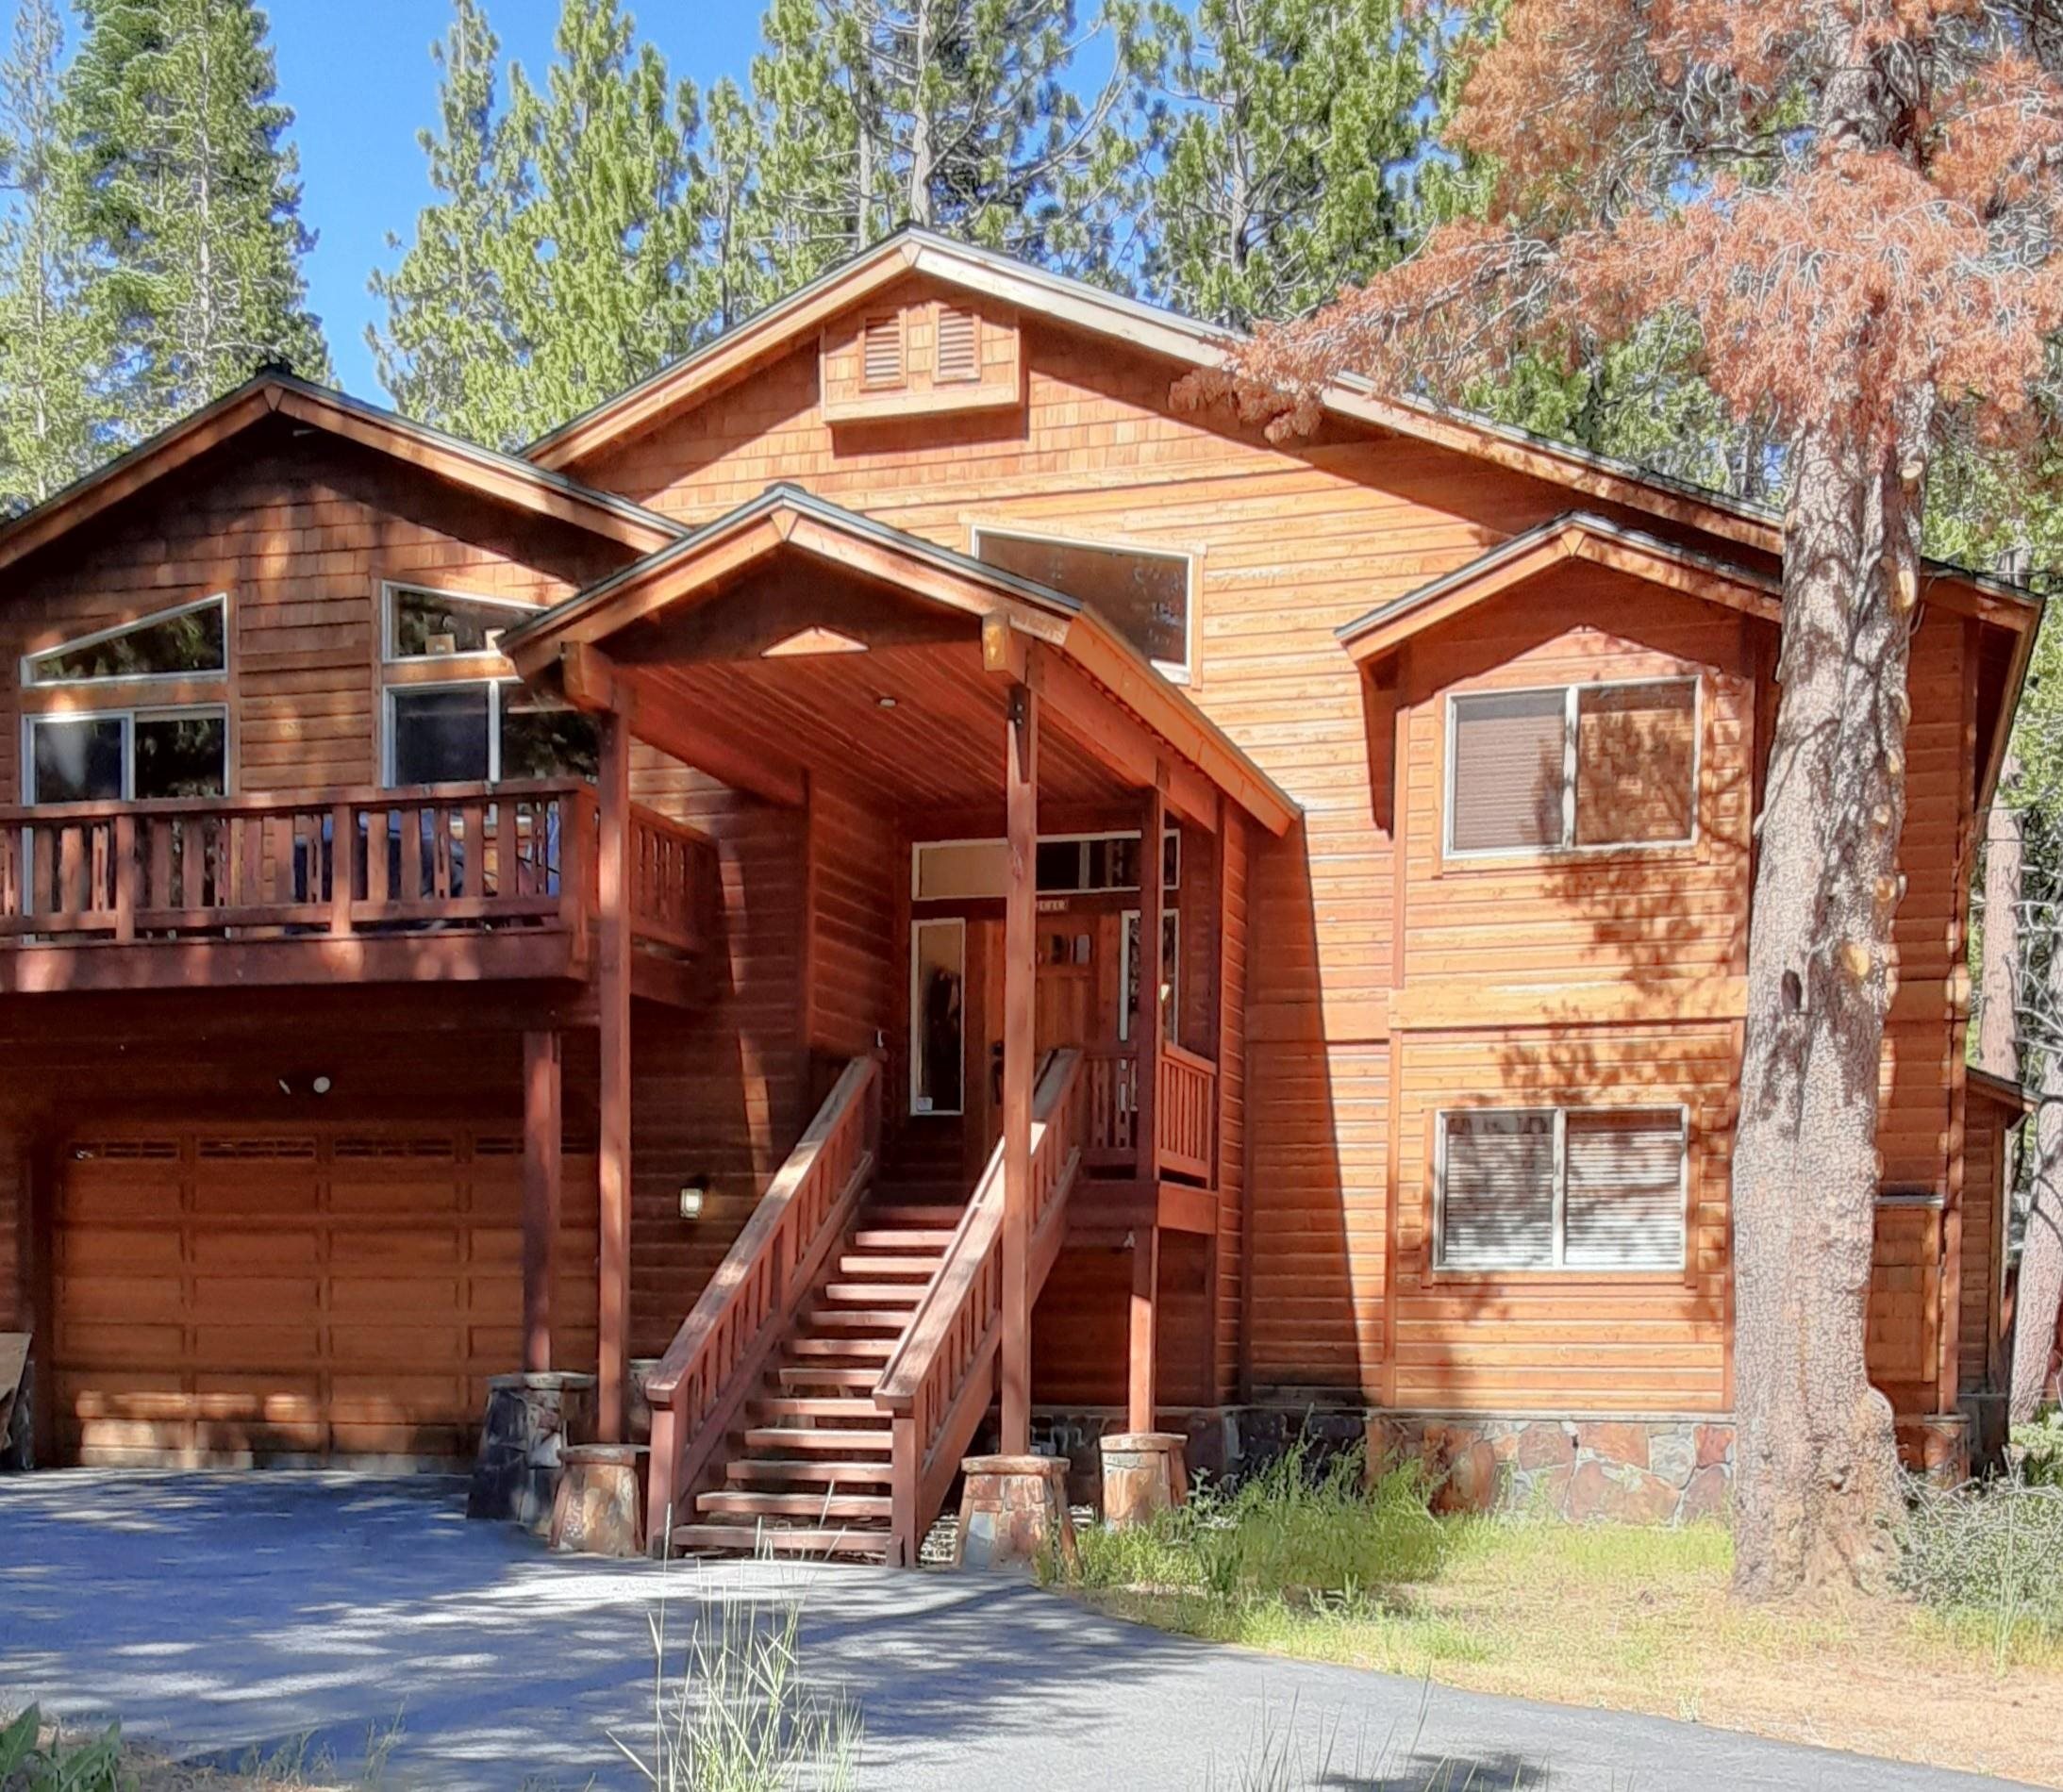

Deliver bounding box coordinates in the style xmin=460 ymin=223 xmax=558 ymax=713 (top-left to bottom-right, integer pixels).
xmin=911 ymin=830 xmax=1180 ymax=902
xmin=1446 ymin=678 xmax=1697 ymax=856
xmin=936 ymin=305 xmax=979 ymax=383
xmin=1120 ymin=909 xmax=1180 ymax=1045
xmin=24 ymin=594 xmax=227 ymax=687
xmin=911 ymin=917 xmax=966 ymax=1115
xmin=25 ymin=707 xmax=227 ymax=803
xmin=386 ymin=683 xmax=595 ymax=787
xmin=1436 ymin=1107 xmax=1687 ymax=1272
xmin=862 ymin=313 xmax=905 ymax=389
xmin=386 ymin=587 xmax=532 ymax=661
xmin=973 ymin=527 xmax=1194 ymax=680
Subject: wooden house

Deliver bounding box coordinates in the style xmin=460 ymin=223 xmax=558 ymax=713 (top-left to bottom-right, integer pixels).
xmin=0 ymin=232 xmax=2035 ymax=1555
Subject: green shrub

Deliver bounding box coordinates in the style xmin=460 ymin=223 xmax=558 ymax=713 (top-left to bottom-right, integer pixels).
xmin=1896 ymin=1471 xmax=2063 ymax=1668
xmin=0 ymin=1707 xmax=123 ymax=1792
xmin=2011 ymin=1408 xmax=2063 ymax=1487
xmin=1065 ymin=1438 xmax=1449 ymax=1605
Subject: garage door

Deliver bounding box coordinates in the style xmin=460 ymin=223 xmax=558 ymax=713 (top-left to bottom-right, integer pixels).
xmin=52 ymin=1126 xmax=597 ymax=1466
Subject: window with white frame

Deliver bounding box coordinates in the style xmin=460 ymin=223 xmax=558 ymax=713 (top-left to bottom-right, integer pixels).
xmin=1446 ymin=677 xmax=1697 ymax=856
xmin=381 ymin=585 xmax=595 ymax=786
xmin=972 ymin=526 xmax=1195 ymax=681
xmin=1436 ymin=1106 xmax=1687 ymax=1272
xmin=1120 ymin=908 xmax=1180 ymax=1045
xmin=25 ymin=706 xmax=228 ymax=804
xmin=23 ymin=594 xmax=226 ymax=688
xmin=911 ymin=829 xmax=1180 ymax=902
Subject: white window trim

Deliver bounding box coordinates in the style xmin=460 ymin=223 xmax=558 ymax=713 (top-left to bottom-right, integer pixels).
xmin=383 ymin=677 xmax=535 ymax=787
xmin=21 ymin=592 xmax=228 ymax=689
xmin=909 ymin=915 xmax=968 ymax=1117
xmin=1431 ymin=1103 xmax=1690 ymax=1275
xmin=910 ymin=828 xmax=1181 ymax=902
xmin=1118 ymin=906 xmax=1180 ymax=1046
xmin=22 ymin=702 xmax=232 ymax=804
xmin=381 ymin=581 xmax=542 ymax=668
xmin=1442 ymin=673 xmax=1703 ymax=862
xmin=969 ymin=522 xmax=1199 ymax=685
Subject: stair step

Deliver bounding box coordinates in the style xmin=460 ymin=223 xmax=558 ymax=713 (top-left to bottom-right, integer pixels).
xmin=822 ymin=1283 xmax=925 ymax=1305
xmin=852 ymin=1228 xmax=957 ymax=1250
xmin=867 ymin=1204 xmax=965 ymax=1225
xmin=805 ymin=1308 xmax=913 ymax=1331
xmin=836 ymin=1254 xmax=940 ymax=1278
xmin=741 ymin=1426 xmax=892 ymax=1453
xmin=725 ymin=1458 xmax=894 ymax=1486
xmin=778 ymin=1365 xmax=879 ymax=1388
xmin=698 ymin=1489 xmax=893 ymax=1520
xmin=750 ymin=1396 xmax=882 ymax=1419
xmin=670 ymin=1523 xmax=891 ymax=1561
xmin=788 ymin=1336 xmax=895 ymax=1359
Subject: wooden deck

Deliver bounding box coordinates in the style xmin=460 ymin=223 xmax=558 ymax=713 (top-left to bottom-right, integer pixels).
xmin=0 ymin=779 xmax=716 ymax=1000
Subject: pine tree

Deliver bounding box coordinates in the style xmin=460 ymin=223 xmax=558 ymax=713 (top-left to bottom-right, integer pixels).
xmin=747 ymin=0 xmax=1147 ymax=286
xmin=66 ymin=0 xmax=329 ymax=436
xmin=0 ymin=0 xmax=99 ymax=510
xmin=367 ymin=0 xmax=520 ymax=441
xmin=1138 ymin=0 xmax=1446 ymax=327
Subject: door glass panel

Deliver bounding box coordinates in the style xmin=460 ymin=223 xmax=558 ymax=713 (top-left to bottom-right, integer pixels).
xmin=911 ymin=919 xmax=966 ymax=1115
xmin=30 ymin=716 xmax=125 ymax=802
xmin=391 ymin=686 xmax=490 ymax=786
xmin=134 ymin=713 xmax=226 ymax=799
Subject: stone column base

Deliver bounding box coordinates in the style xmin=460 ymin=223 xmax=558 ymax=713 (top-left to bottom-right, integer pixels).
xmin=956 ymin=1454 xmax=1077 ymax=1573
xmin=468 ymin=1371 xmax=597 ymax=1533
xmin=550 ymin=1442 xmax=649 ymax=1556
xmin=1098 ymin=1431 xmax=1188 ymax=1527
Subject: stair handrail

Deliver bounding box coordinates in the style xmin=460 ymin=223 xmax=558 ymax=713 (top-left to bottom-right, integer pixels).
xmin=644 ymin=1055 xmax=882 ymax=1551
xmin=874 ymin=1047 xmax=1085 ymax=1564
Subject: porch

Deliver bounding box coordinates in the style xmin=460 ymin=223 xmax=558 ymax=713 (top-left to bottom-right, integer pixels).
xmin=501 ymin=484 xmax=1295 ymax=1557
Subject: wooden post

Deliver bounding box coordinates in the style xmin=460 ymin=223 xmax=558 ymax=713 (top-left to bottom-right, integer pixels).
xmin=1002 ymin=679 xmax=1038 ymax=1456
xmin=597 ymin=716 xmax=633 ymax=1443
xmin=523 ymin=1029 xmax=563 ymax=1375
xmin=1129 ymin=782 xmax=1165 ymax=1434
xmin=1129 ymin=1221 xmax=1159 ymax=1435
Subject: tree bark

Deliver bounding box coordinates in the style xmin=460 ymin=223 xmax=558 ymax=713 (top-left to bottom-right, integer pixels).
xmin=1730 ymin=413 xmax=1922 ymax=1600
xmin=1979 ymin=759 xmax=2022 ymax=1079
xmin=2010 ymin=946 xmax=2063 ymax=1423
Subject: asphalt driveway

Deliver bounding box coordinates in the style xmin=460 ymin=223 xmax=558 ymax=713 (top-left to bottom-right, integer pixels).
xmin=0 ymin=1472 xmax=2035 ymax=1789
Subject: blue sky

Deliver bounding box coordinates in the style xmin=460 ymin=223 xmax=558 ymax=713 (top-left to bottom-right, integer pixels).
xmin=269 ymin=1 xmax=769 ymax=398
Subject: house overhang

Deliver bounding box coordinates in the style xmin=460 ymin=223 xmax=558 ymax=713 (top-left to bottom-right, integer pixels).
xmin=0 ymin=371 xmax=685 ymax=577
xmin=502 ymin=485 xmax=1299 ymax=837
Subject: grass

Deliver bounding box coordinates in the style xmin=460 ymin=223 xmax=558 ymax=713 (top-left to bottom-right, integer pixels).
xmin=0 ymin=1706 xmax=404 ymax=1790
xmin=1052 ymin=1442 xmax=2063 ymax=1788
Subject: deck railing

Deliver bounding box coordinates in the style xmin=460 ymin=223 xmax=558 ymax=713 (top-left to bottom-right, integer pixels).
xmin=874 ymin=1048 xmax=1084 ymax=1566
xmin=1084 ymin=1042 xmax=1217 ymax=1184
xmin=643 ymin=1056 xmax=882 ymax=1550
xmin=0 ymin=780 xmax=716 ymax=957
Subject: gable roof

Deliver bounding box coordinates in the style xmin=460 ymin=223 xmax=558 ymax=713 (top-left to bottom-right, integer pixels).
xmin=500 ymin=481 xmax=1299 ymax=837
xmin=524 ymin=228 xmax=1789 ymax=553
xmin=0 ymin=371 xmax=685 ymax=577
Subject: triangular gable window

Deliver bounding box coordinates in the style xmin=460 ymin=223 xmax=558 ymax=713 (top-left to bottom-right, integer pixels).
xmin=25 ymin=594 xmax=226 ymax=687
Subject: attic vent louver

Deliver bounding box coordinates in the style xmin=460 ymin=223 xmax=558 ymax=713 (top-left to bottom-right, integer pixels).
xmin=936 ymin=306 xmax=979 ymax=382
xmin=861 ymin=314 xmax=904 ymax=388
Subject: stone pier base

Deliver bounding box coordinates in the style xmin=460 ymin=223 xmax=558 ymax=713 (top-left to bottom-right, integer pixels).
xmin=1099 ymin=1431 xmax=1188 ymax=1527
xmin=956 ymin=1454 xmax=1077 ymax=1573
xmin=550 ymin=1442 xmax=649 ymax=1556
xmin=467 ymin=1371 xmax=596 ymax=1533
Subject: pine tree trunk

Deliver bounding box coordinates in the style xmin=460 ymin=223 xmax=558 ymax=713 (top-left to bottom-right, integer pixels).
xmin=1980 ymin=759 xmax=2021 ymax=1078
xmin=1730 ymin=415 xmax=1920 ymax=1599
xmin=2010 ymin=952 xmax=2063 ymax=1423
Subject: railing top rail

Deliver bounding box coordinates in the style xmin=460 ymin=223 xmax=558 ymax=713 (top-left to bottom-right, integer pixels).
xmin=0 ymin=777 xmax=590 ymax=825
xmin=644 ymin=1056 xmax=880 ymax=1402
xmin=628 ymin=804 xmax=718 ymax=855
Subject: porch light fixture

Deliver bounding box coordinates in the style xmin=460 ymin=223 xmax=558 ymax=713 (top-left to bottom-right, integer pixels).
xmin=678 ymin=1183 xmax=707 ymax=1221
xmin=876 ymin=695 xmax=897 ymax=709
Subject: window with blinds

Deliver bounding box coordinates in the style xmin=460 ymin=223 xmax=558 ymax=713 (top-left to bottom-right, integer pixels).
xmin=861 ymin=313 xmax=905 ymax=388
xmin=1438 ymin=1106 xmax=1687 ymax=1271
xmin=936 ymin=305 xmax=980 ymax=382
xmin=1447 ymin=678 xmax=1697 ymax=856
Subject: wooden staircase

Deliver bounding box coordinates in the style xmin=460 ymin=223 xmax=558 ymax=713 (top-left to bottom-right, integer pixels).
xmin=643 ymin=1052 xmax=1086 ymax=1564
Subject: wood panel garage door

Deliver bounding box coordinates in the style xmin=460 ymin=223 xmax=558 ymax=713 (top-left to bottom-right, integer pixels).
xmin=53 ymin=1126 xmax=598 ymax=1466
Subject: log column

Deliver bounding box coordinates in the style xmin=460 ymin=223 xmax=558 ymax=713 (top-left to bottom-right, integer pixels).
xmin=522 ymin=1029 xmax=563 ymax=1374
xmin=596 ymin=715 xmax=633 ymax=1443
xmin=1002 ymin=679 xmax=1038 ymax=1456
xmin=1129 ymin=781 xmax=1165 ymax=1434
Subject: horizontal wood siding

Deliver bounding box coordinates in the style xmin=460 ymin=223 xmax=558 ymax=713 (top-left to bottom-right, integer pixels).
xmin=1962 ymin=1095 xmax=2005 ymax=1394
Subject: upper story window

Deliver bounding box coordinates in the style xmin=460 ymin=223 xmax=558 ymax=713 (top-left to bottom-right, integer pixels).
xmin=381 ymin=585 xmax=595 ymax=787
xmin=25 ymin=707 xmax=227 ymax=804
xmin=1437 ymin=1106 xmax=1687 ymax=1273
xmin=23 ymin=593 xmax=226 ymax=687
xmin=972 ymin=526 xmax=1195 ymax=682
xmin=1445 ymin=677 xmax=1696 ymax=858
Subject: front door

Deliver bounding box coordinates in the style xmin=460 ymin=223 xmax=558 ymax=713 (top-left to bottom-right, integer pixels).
xmin=961 ymin=914 xmax=1111 ymax=1171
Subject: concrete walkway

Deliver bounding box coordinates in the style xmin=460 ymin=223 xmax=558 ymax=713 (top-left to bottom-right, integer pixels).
xmin=0 ymin=1472 xmax=2031 ymax=1790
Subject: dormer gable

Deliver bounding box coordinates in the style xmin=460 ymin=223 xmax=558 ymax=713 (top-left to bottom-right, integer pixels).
xmin=820 ymin=285 xmax=1022 ymax=424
